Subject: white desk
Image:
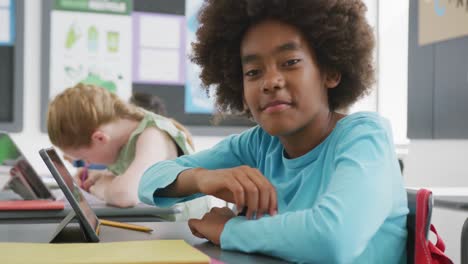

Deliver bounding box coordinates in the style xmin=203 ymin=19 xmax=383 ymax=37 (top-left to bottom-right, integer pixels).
xmin=412 ymin=187 xmax=468 ymax=211
xmin=0 ymin=190 xmax=179 ymax=223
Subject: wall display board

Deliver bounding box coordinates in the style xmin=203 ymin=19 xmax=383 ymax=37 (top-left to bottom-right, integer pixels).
xmin=0 ymin=0 xmax=24 ymax=132
xmin=408 ymin=0 xmax=468 ymax=139
xmin=132 ymin=0 xmax=253 ymax=129
xmin=41 ymin=0 xmax=132 ymax=131
xmin=40 ymin=0 xmax=253 ymax=133
xmin=0 ymin=0 xmax=15 ymax=45
xmin=132 ymin=12 xmax=185 ymax=86
xmin=419 ymin=0 xmax=468 ymax=45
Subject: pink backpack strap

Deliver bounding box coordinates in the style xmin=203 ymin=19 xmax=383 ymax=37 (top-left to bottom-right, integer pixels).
xmin=415 ymin=189 xmax=432 ymax=263
xmin=414 ymin=189 xmax=453 ymax=264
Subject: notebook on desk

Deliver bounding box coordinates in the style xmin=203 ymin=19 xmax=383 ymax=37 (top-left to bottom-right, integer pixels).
xmin=0 ymin=240 xmax=210 ymax=264
xmin=0 ymin=199 xmax=64 ymax=211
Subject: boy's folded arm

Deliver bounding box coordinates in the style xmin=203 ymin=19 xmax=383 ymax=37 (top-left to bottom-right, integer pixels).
xmin=138 ymin=160 xmax=196 ymax=206
xmin=138 ymin=131 xmax=260 ymax=206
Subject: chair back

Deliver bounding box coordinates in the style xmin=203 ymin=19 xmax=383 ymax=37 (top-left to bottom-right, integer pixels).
xmin=406 ymin=188 xmax=433 ymax=264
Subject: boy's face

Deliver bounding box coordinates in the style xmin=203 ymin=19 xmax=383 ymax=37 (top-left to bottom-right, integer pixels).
xmin=240 ymin=20 xmax=338 ymax=137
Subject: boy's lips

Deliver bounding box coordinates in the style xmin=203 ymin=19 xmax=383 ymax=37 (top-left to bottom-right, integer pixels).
xmin=260 ymin=100 xmax=293 ymax=113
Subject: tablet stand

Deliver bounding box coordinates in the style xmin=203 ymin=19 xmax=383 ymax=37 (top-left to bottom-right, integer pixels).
xmin=49 ymin=210 xmax=95 ymax=243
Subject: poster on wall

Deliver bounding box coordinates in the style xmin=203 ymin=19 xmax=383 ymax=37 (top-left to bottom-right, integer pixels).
xmin=132 ymin=12 xmax=185 ymax=85
xmin=49 ymin=0 xmax=132 ymax=100
xmin=419 ymin=0 xmax=468 ymax=45
xmin=0 ymin=0 xmax=14 ymax=46
xmin=184 ymin=0 xmax=214 ymax=114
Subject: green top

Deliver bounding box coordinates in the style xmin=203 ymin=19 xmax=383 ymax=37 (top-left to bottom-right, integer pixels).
xmin=106 ymin=109 xmax=206 ymax=221
xmin=107 ymin=108 xmax=210 ymax=221
xmin=107 ymin=109 xmax=194 ymax=176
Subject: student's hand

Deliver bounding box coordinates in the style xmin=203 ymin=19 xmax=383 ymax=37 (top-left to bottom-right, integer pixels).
xmin=74 ymin=169 xmax=103 ymax=192
xmin=194 ymin=166 xmax=278 ymax=219
xmin=88 ymin=173 xmax=114 ymax=201
xmin=188 ymin=207 xmax=236 ymax=245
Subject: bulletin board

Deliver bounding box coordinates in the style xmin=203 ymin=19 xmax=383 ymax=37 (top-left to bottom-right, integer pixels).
xmin=131 ymin=0 xmax=254 ymax=129
xmin=41 ymin=0 xmax=253 ymax=134
xmin=40 ymin=0 xmax=133 ymax=132
xmin=408 ymin=0 xmax=468 ymax=139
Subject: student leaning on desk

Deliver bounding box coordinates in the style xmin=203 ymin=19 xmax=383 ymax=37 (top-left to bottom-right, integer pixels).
xmin=138 ymin=0 xmax=409 ymax=263
xmin=46 ymin=84 xmax=210 ymax=219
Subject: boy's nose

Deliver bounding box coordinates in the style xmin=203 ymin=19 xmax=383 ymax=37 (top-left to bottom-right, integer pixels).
xmin=261 ymin=69 xmax=285 ymax=92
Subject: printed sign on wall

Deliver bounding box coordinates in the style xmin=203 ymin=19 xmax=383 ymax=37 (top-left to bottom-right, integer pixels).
xmin=419 ymin=0 xmax=468 ymax=45
xmin=49 ymin=0 xmax=132 ymax=100
xmin=132 ymin=12 xmax=185 ymax=86
xmin=0 ymin=0 xmax=14 ymax=46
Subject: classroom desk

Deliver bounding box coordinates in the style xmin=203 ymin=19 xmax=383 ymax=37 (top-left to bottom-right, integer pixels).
xmin=0 ymin=221 xmax=289 ymax=264
xmin=427 ymin=187 xmax=468 ymax=211
xmin=0 ymin=190 xmax=179 ymax=223
xmin=0 ymin=203 xmax=178 ymax=223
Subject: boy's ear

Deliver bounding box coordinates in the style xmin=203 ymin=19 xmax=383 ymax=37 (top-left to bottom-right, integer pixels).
xmin=91 ymin=130 xmax=110 ymax=144
xmin=324 ymin=70 xmax=341 ymax=89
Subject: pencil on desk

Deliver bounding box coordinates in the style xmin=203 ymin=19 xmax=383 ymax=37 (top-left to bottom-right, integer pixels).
xmin=99 ymin=219 xmax=153 ymax=233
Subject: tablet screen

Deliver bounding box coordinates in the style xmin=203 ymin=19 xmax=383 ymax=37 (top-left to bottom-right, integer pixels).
xmin=40 ymin=148 xmax=99 ymax=241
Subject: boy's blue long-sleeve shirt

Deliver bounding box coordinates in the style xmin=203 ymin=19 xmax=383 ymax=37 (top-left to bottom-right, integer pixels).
xmin=139 ymin=112 xmax=408 ymax=263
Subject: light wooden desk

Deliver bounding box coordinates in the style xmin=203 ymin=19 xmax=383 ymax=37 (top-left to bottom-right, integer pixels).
xmin=0 ymin=221 xmax=289 ymax=264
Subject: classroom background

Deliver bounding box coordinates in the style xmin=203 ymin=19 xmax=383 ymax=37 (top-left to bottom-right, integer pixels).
xmin=1 ymin=0 xmax=468 ymax=262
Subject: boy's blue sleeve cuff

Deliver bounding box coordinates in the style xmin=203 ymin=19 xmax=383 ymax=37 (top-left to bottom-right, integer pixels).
xmin=138 ymin=161 xmax=203 ymax=207
xmin=220 ymin=216 xmax=248 ymax=250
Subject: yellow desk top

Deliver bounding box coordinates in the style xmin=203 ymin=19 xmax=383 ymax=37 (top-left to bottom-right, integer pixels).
xmin=0 ymin=240 xmax=210 ymax=264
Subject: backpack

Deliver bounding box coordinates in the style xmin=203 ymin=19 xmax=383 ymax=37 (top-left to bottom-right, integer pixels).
xmin=413 ymin=188 xmax=453 ymax=264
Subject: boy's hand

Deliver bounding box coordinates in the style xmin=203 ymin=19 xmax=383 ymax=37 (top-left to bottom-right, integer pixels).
xmin=195 ymin=166 xmax=278 ymax=219
xmin=188 ymin=207 xmax=236 ymax=245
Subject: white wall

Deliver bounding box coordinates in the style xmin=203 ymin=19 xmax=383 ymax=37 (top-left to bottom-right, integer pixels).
xmin=405 ymin=140 xmax=468 ymax=187
xmin=378 ymin=0 xmax=409 ymax=146
xmin=10 ymin=0 xmax=52 ymax=175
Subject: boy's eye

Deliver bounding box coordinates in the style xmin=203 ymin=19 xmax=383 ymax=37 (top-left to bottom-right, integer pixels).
xmin=245 ymin=69 xmax=260 ymax=77
xmin=283 ymin=59 xmax=301 ymax=67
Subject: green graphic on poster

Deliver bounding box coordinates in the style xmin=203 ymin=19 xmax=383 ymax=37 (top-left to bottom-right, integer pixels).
xmin=80 ymin=73 xmax=118 ymax=93
xmin=107 ymin=31 xmax=119 ymax=53
xmin=88 ymin=25 xmax=98 ymax=52
xmin=65 ymin=23 xmax=81 ymax=49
